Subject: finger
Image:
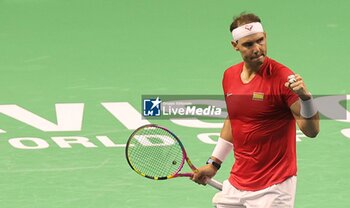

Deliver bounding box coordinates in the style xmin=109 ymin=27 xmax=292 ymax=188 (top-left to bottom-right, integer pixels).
xmin=191 ymin=173 xmax=198 ymax=181
xmin=289 ymin=80 xmax=303 ymax=88
xmin=295 ymin=75 xmax=303 ymax=83
xmin=197 ymin=175 xmax=208 ymax=185
xmin=191 ymin=171 xmax=202 ymax=182
xmin=286 ymin=75 xmax=297 ymax=91
xmin=289 ymin=82 xmax=296 ymax=89
xmin=284 ymin=82 xmax=290 ymax=88
xmin=291 ymin=86 xmax=302 ymax=92
xmin=287 ymin=74 xmax=296 ymax=83
xmin=204 ymin=177 xmax=212 ymax=185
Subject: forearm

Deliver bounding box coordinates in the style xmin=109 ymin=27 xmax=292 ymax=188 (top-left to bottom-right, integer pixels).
xmin=286 ymin=74 xmax=320 ymax=138
xmin=296 ymin=95 xmax=320 ymax=138
xmin=210 ymin=117 xmax=233 ymax=164
xmin=297 ymin=112 xmax=320 ymax=138
xmin=192 ymin=118 xmax=233 ymax=184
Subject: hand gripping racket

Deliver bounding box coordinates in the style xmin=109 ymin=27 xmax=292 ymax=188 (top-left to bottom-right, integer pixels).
xmin=125 ymin=124 xmax=223 ymax=190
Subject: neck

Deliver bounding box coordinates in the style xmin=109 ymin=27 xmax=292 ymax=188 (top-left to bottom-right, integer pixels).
xmin=244 ymin=61 xmax=261 ymax=73
xmin=241 ymin=62 xmax=262 ymax=84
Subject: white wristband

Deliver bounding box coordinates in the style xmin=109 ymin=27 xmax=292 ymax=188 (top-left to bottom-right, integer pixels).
xmin=212 ymin=137 xmax=233 ymax=162
xmin=300 ymin=96 xmax=318 ymax=118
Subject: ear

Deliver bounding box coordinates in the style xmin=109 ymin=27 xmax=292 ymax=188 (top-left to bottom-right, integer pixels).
xmin=231 ymin=40 xmax=239 ymax=51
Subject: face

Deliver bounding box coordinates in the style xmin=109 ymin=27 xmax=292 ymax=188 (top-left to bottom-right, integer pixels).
xmin=232 ymin=32 xmax=267 ymax=67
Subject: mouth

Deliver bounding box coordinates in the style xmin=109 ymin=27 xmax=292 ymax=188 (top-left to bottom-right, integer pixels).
xmin=251 ymin=54 xmax=264 ymax=61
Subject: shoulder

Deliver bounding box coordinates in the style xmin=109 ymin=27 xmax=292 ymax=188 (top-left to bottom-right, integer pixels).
xmin=267 ymin=57 xmax=295 ymax=79
xmin=224 ymin=62 xmax=243 ymax=77
xmin=222 ymin=62 xmax=243 ymax=90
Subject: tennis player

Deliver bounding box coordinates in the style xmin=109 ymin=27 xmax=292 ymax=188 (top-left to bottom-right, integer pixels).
xmin=192 ymin=13 xmax=320 ymax=207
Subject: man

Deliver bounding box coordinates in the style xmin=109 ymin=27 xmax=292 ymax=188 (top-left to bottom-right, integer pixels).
xmin=192 ymin=13 xmax=320 ymax=207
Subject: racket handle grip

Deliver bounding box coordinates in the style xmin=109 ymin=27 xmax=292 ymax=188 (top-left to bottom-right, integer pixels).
xmin=207 ymin=178 xmax=223 ymax=191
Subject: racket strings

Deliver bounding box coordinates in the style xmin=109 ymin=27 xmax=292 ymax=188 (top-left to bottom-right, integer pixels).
xmin=127 ymin=127 xmax=184 ymax=178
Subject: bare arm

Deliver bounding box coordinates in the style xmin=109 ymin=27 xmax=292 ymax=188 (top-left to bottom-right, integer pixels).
xmin=191 ymin=117 xmax=233 ymax=185
xmin=220 ymin=117 xmax=233 ymax=142
xmin=285 ymin=74 xmax=320 ymax=137
xmin=211 ymin=117 xmax=233 ymax=163
xmin=290 ymin=100 xmax=320 ymax=137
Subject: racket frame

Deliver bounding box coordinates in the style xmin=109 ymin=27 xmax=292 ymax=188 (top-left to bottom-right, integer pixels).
xmin=126 ymin=124 xmax=194 ymax=180
xmin=125 ymin=124 xmax=223 ymax=190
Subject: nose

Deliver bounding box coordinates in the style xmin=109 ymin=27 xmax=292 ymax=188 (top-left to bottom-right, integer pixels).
xmin=253 ymin=44 xmax=260 ymax=55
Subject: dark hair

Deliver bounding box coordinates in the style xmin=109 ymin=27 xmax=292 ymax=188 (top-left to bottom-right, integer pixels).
xmin=229 ymin=13 xmax=261 ymax=32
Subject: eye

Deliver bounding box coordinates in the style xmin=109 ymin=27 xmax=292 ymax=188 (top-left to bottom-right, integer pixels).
xmin=257 ymin=37 xmax=265 ymax=44
xmin=243 ymin=42 xmax=254 ymax=48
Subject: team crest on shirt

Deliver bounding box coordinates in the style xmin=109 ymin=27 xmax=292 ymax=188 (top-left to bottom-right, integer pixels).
xmin=252 ymin=92 xmax=264 ymax=101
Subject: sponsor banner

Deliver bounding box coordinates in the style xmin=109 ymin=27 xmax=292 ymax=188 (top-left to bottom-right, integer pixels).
xmin=141 ymin=94 xmax=349 ymax=120
xmin=142 ymin=95 xmax=226 ymax=119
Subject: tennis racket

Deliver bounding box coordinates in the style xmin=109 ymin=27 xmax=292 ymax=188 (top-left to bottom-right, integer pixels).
xmin=125 ymin=124 xmax=223 ymax=190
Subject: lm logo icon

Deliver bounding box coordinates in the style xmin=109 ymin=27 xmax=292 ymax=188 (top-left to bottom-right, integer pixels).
xmin=143 ymin=97 xmax=161 ymax=117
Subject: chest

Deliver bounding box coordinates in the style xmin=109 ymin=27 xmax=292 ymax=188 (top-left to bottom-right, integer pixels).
xmin=224 ymin=75 xmax=285 ymax=120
